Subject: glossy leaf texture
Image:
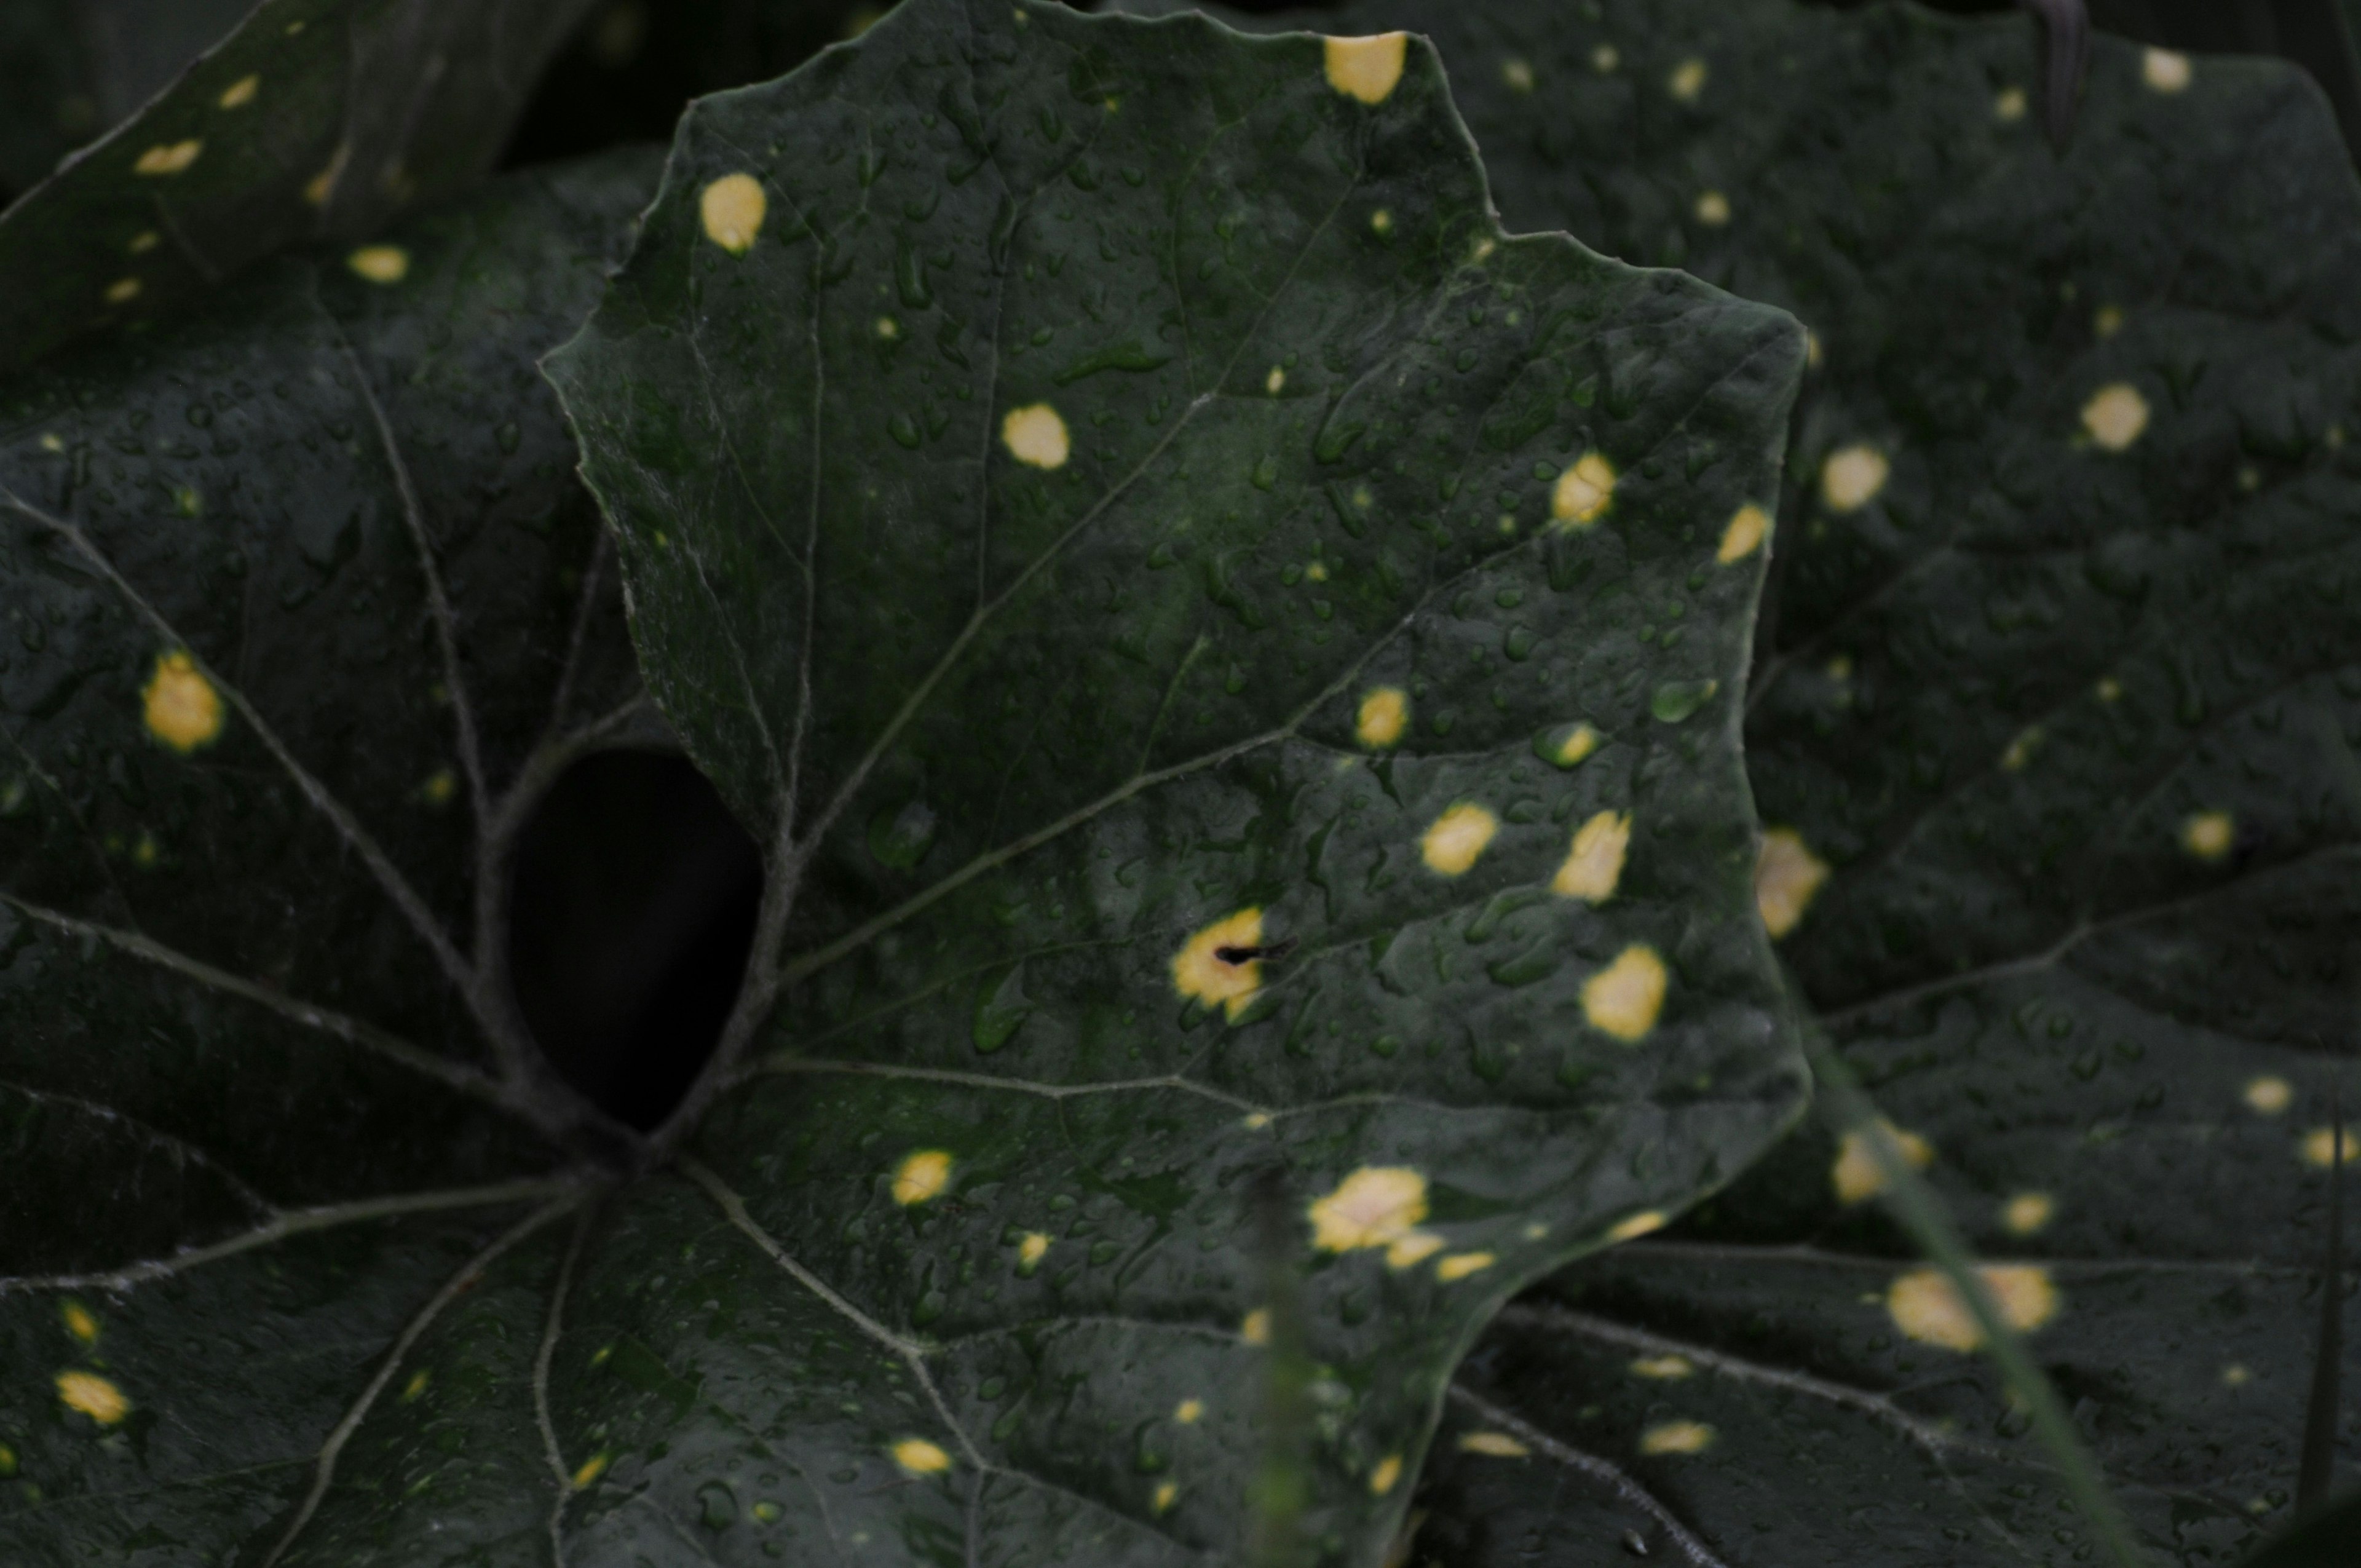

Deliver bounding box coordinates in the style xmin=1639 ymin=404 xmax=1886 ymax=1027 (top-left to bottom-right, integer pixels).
xmin=546 ymin=0 xmax=1807 ymax=1560
xmin=0 ymin=0 xmax=250 ymax=199
xmin=0 ymin=0 xmax=598 ymax=373
xmin=0 ymin=149 xmax=658 ymax=1562
xmin=1140 ymin=0 xmax=2361 ymax=1560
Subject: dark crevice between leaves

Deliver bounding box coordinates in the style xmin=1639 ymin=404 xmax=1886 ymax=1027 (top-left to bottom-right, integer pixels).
xmin=507 ymin=750 xmax=764 ymax=1133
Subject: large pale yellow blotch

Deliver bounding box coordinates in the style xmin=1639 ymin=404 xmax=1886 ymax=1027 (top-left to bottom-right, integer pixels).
xmin=2143 ymin=47 xmax=2193 ymax=93
xmin=1820 ymin=444 xmax=1889 ymax=512
xmin=1753 ymin=827 xmax=1829 ymax=938
xmin=1831 ymin=1119 xmax=1934 ymax=1205
xmin=700 ymin=173 xmax=767 ymax=253
xmin=143 ymin=650 xmax=224 ymax=753
xmin=1581 ymin=945 xmax=1667 ymax=1042
xmin=1323 ymin=34 xmax=1408 ymax=105
xmin=1552 ymin=810 xmax=1630 ymax=903
xmin=1551 ymin=451 xmax=1616 ymax=527
xmin=1308 ymin=1166 xmax=1428 ymax=1253
xmin=891 ymin=1149 xmax=952 ymax=1205
xmin=1356 ymin=686 xmax=1407 ymax=748
xmin=2181 ymin=810 xmax=2234 ymax=862
xmin=1639 ymin=1420 xmax=1714 ymax=1455
xmin=1887 ymin=1264 xmax=2059 ymax=1352
xmin=1421 ymin=803 xmax=1498 ymax=876
xmin=132 ymin=139 xmax=202 ymax=175
xmin=1001 ymin=403 xmax=1070 ymax=469
xmin=56 ymin=1370 xmax=129 ymax=1425
xmin=1717 ymin=504 xmax=1769 ymax=563
xmin=893 ymin=1438 xmax=953 ymax=1475
xmin=2081 ymin=383 xmax=2149 ymax=451
xmin=1171 ymin=907 xmax=1264 ymax=1020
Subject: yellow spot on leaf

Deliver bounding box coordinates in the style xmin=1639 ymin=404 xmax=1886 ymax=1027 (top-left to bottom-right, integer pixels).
xmin=1754 ymin=827 xmax=1829 ymax=939
xmin=1551 ymin=451 xmax=1616 ymax=527
xmin=2001 ymin=1192 xmax=2055 ymax=1237
xmin=2181 ymin=811 xmax=2234 ymax=861
xmin=1001 ymin=402 xmax=1069 ymax=469
xmin=1631 ymin=1355 xmax=1692 ymax=1380
xmin=1421 ymin=803 xmax=1498 ymax=877
xmin=1175 ymin=1398 xmax=1203 ymax=1423
xmin=421 ymin=768 xmax=456 ymax=806
xmin=1324 ymin=34 xmax=1409 ymax=105
xmin=1639 ymin=1420 xmax=1714 ymax=1455
xmin=218 ymin=74 xmax=259 ymax=109
xmin=572 ymin=1452 xmax=609 ymax=1489
xmin=347 ymin=245 xmax=409 ymax=285
xmin=1266 ymin=366 xmax=1285 ymax=394
xmin=1369 ymin=208 xmax=1393 ymax=235
xmin=1549 ymin=722 xmax=1601 ymax=767
xmin=2246 ymin=1075 xmax=2293 ymax=1115
xmin=401 ymin=1369 xmax=430 ymax=1401
xmin=133 ymin=139 xmax=201 ymax=175
xmin=144 ymin=651 xmax=223 ymax=753
xmin=876 ymin=315 xmax=899 ymax=339
xmin=2095 ymin=304 xmax=2124 ymax=338
xmin=1832 ymin=1119 xmax=1934 ymax=1205
xmin=1171 ymin=907 xmax=1264 ymax=1020
xmin=2000 ymin=726 xmax=2041 ymax=771
xmin=57 ymin=1370 xmax=129 ymax=1425
xmin=61 ymin=1302 xmax=97 ymax=1344
xmin=129 ymin=231 xmax=159 ymax=254
xmin=752 ymin=1501 xmax=781 ymax=1522
xmin=1304 ymin=560 xmax=1327 ymax=582
xmin=892 ymin=1149 xmax=952 ymax=1205
xmin=2143 ymin=48 xmax=2192 ymax=93
xmin=700 ymin=173 xmax=767 ymax=253
xmin=2081 ymin=382 xmax=2149 ymax=451
xmin=1501 ymin=58 xmax=1535 ymax=93
xmin=1592 ymin=44 xmax=1619 ymax=73
xmin=1717 ymin=504 xmax=1768 ymax=563
xmin=1308 ymin=1166 xmax=1428 ymax=1253
xmin=1888 ymin=1265 xmax=2059 ymax=1351
xmin=1385 ymin=1230 xmax=1445 ymax=1269
xmin=2096 ymin=676 xmax=2123 ymax=702
xmin=105 ymin=277 xmax=140 ymax=304
xmin=1605 ymin=1210 xmax=1666 ymax=1244
xmin=893 ymin=1438 xmax=952 ymax=1475
xmin=1436 ymin=1251 xmax=1495 ymax=1282
xmin=1995 ymin=85 xmax=2027 ymax=122
xmin=1552 ymin=809 xmax=1630 ymax=903
xmin=2223 ymin=1363 xmax=2252 ymax=1387
xmin=1357 ymin=687 xmax=1408 ymax=748
xmin=2303 ymin=1125 xmax=2359 ymax=1168
xmin=1693 ymin=190 xmax=1730 ymax=226
xmin=1583 ymin=946 xmax=1667 ymax=1042
xmin=1821 ymin=444 xmax=1889 ymax=512
xmin=1018 ymin=1232 xmax=1049 ymax=1269
xmin=1240 ymin=1309 xmax=1270 ymax=1345
xmin=1369 ymin=1454 xmax=1403 ymax=1494
xmin=1153 ymin=1480 xmax=1179 ymax=1514
xmin=304 ymin=143 xmax=350 ymax=205
xmin=1459 ymin=1430 xmax=1529 ymax=1457
xmin=1667 ymin=58 xmax=1706 ymax=101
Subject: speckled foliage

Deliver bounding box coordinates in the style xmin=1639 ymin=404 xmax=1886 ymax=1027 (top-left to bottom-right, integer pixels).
xmin=542 ymin=0 xmax=1806 ymax=1562
xmin=0 ymin=151 xmax=657 ymax=1562
xmin=0 ymin=0 xmax=250 ymax=197
xmin=1146 ymin=0 xmax=2361 ymax=1561
xmin=0 ymin=0 xmax=596 ymax=373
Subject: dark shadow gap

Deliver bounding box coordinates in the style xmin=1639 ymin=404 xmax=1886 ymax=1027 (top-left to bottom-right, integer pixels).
xmin=507 ymin=750 xmax=762 ymax=1132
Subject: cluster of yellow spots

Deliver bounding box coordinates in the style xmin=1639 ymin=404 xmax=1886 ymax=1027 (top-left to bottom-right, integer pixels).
xmin=1994 ymin=85 xmax=2028 ymax=123
xmin=1886 ymin=1264 xmax=2058 ymax=1351
xmin=1458 ymin=1430 xmax=1529 ymax=1457
xmin=56 ymin=1369 xmax=129 ymax=1425
xmin=1551 ymin=451 xmax=1616 ymax=528
xmin=1581 ymin=946 xmax=1667 ymax=1043
xmin=2000 ymin=1191 xmax=2055 ymax=1237
xmin=891 ymin=1149 xmax=952 ymax=1205
xmin=1831 ymin=1119 xmax=1934 ymax=1206
xmin=1820 ymin=444 xmax=1889 ymax=513
xmin=218 ymin=73 xmax=259 ymax=109
xmin=1630 ymin=1354 xmax=1692 ymax=1380
xmin=133 ymin=139 xmax=202 ymax=176
xmin=347 ymin=245 xmax=409 ymax=285
xmin=700 ymin=172 xmax=767 ymax=253
xmin=1420 ymin=803 xmax=1498 ymax=877
xmin=2245 ymin=1075 xmax=2293 ymax=1115
xmin=1172 ymin=907 xmax=1264 ymax=1020
xmin=1357 ymin=686 xmax=1409 ymax=748
xmin=1693 ymin=190 xmax=1731 ymax=227
xmin=1717 ymin=504 xmax=1769 ymax=564
xmin=572 ymin=1452 xmax=611 ymax=1489
xmin=144 ymin=650 xmax=224 ymax=753
xmin=1605 ymin=1210 xmax=1667 ymax=1244
xmin=2080 ymin=383 xmax=2149 ymax=451
xmin=893 ymin=1438 xmax=952 ymax=1475
xmin=1666 ymin=58 xmax=1707 ymax=103
xmin=2143 ymin=47 xmax=2193 ymax=93
xmin=2301 ymin=1125 xmax=2357 ymax=1169
xmin=1001 ymin=403 xmax=1070 ymax=469
xmin=1552 ymin=810 xmax=1630 ymax=903
xmin=1323 ymin=34 xmax=1408 ymax=105
xmin=1639 ymin=1420 xmax=1714 ymax=1455
xmin=1368 ymin=1454 xmax=1404 ymax=1494
xmin=2181 ymin=810 xmax=2234 ymax=861
xmin=1754 ymin=827 xmax=1829 ymax=939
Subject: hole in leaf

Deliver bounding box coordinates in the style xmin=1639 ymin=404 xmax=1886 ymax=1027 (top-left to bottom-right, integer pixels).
xmin=507 ymin=751 xmax=761 ymax=1131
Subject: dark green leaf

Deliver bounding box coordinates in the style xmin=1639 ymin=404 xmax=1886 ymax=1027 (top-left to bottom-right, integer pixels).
xmin=545 ymin=0 xmax=1807 ymax=1559
xmin=0 ymin=0 xmax=250 ymax=197
xmin=0 ymin=148 xmax=658 ymax=1562
xmin=0 ymin=0 xmax=598 ymax=372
